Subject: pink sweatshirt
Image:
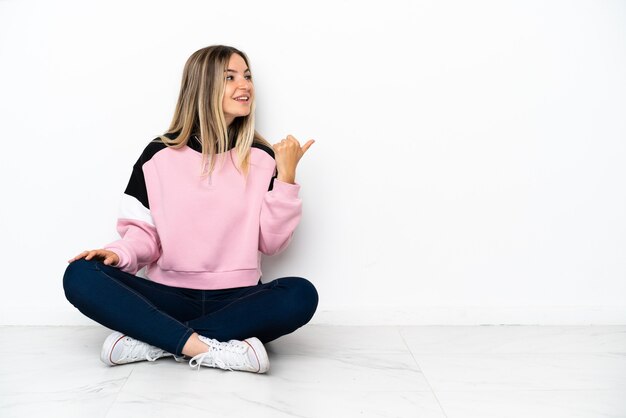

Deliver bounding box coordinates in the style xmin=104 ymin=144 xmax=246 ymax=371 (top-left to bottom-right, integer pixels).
xmin=103 ymin=133 xmax=302 ymax=290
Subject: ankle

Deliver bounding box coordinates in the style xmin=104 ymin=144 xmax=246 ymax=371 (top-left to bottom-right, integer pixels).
xmin=182 ymin=332 xmax=211 ymax=357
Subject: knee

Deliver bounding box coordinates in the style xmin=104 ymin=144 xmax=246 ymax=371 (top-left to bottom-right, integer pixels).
xmin=63 ymin=258 xmax=99 ymax=305
xmin=281 ymin=277 xmax=319 ymax=323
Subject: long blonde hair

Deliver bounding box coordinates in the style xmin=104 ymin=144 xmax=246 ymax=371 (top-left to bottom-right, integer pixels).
xmin=156 ymin=45 xmax=272 ymax=182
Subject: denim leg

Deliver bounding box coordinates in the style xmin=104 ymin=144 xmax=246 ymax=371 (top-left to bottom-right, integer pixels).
xmin=63 ymin=258 xmax=196 ymax=356
xmin=186 ymin=277 xmax=319 ymax=344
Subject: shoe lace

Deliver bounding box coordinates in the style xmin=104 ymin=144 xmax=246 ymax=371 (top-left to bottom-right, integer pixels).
xmin=188 ymin=338 xmax=248 ymax=371
xmin=118 ymin=336 xmax=168 ymax=363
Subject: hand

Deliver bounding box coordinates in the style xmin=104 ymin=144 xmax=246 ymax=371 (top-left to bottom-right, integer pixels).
xmin=68 ymin=249 xmax=120 ymax=266
xmin=272 ymin=135 xmax=314 ymax=183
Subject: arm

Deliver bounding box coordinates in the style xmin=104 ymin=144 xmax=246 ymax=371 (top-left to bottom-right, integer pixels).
xmin=258 ymin=176 xmax=302 ymax=256
xmin=103 ymin=195 xmax=161 ymax=274
xmin=103 ymin=149 xmax=162 ymax=274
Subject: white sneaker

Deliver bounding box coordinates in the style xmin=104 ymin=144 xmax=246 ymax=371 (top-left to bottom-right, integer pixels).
xmin=100 ymin=331 xmax=173 ymax=366
xmin=189 ymin=336 xmax=270 ymax=373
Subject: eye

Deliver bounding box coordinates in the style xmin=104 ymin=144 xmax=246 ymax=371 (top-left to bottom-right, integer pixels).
xmin=225 ymin=75 xmax=252 ymax=81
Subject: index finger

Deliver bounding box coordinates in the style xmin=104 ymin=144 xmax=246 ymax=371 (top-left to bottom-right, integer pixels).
xmin=68 ymin=251 xmax=88 ymax=263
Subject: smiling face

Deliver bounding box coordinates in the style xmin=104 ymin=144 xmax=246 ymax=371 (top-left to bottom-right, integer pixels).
xmin=222 ymin=53 xmax=254 ymax=126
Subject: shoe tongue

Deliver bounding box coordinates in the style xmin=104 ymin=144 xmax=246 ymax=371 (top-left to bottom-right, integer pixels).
xmin=201 ymin=336 xmax=244 ymax=352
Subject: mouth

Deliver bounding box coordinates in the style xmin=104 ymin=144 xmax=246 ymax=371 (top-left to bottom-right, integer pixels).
xmin=233 ymin=95 xmax=250 ymax=104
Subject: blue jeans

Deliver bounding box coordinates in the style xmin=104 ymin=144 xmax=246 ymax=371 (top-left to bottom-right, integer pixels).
xmin=63 ymin=258 xmax=319 ymax=356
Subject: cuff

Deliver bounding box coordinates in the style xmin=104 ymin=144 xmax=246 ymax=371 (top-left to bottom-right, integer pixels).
xmin=103 ymin=243 xmax=131 ymax=269
xmin=272 ymin=179 xmax=301 ymax=198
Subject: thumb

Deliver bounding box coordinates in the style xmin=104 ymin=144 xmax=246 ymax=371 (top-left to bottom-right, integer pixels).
xmin=301 ymin=139 xmax=315 ymax=154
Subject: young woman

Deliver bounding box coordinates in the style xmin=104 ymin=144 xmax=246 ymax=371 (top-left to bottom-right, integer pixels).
xmin=63 ymin=45 xmax=318 ymax=374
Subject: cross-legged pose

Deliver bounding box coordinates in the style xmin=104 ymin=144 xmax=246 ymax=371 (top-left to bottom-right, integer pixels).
xmin=63 ymin=45 xmax=319 ymax=374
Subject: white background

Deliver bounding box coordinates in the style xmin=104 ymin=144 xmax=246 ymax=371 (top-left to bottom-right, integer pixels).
xmin=1 ymin=0 xmax=624 ymax=325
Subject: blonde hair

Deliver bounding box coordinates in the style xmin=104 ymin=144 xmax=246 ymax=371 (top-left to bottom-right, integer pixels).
xmin=155 ymin=45 xmax=272 ymax=182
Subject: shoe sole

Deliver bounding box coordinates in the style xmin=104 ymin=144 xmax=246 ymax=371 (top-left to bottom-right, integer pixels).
xmin=100 ymin=331 xmax=126 ymax=366
xmin=243 ymin=337 xmax=270 ymax=373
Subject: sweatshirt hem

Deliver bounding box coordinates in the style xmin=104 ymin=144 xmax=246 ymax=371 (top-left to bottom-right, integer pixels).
xmin=144 ymin=265 xmax=262 ymax=290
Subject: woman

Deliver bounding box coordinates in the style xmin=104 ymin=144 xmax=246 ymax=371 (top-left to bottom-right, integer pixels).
xmin=63 ymin=45 xmax=319 ymax=374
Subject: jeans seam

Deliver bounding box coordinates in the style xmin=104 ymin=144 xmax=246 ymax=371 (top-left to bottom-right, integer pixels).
xmin=96 ymin=262 xmax=201 ymax=301
xmin=200 ymin=281 xmax=278 ymax=319
xmin=94 ymin=264 xmax=194 ymax=352
xmin=175 ymin=328 xmax=195 ymax=356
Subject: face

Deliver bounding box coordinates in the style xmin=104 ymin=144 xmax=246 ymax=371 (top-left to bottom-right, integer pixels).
xmin=222 ymin=53 xmax=254 ymax=126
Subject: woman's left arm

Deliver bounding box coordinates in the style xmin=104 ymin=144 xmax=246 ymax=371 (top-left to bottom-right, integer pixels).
xmin=258 ymin=135 xmax=314 ymax=255
xmin=258 ymin=179 xmax=302 ymax=256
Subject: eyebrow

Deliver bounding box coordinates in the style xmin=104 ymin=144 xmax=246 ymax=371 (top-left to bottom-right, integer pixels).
xmin=226 ymin=68 xmax=251 ymax=73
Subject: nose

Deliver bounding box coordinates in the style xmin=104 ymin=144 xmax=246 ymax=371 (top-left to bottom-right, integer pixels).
xmin=238 ymin=78 xmax=252 ymax=90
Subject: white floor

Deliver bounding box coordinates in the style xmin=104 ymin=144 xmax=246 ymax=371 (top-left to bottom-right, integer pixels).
xmin=1 ymin=325 xmax=625 ymax=417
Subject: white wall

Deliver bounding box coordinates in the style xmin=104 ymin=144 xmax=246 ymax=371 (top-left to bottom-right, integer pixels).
xmin=1 ymin=0 xmax=624 ymax=326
